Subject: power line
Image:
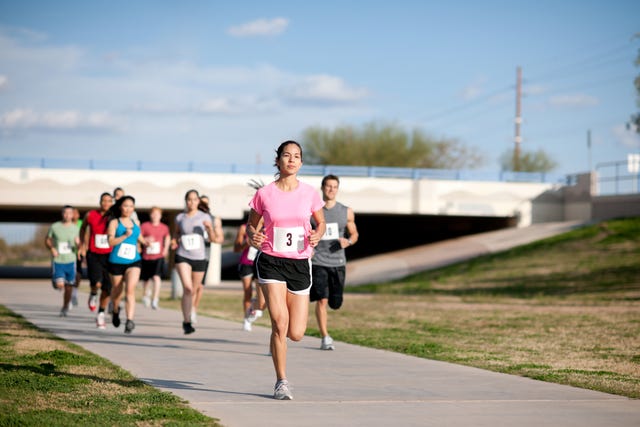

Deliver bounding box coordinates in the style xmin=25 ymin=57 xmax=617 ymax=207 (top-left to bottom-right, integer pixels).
xmin=413 ymin=85 xmax=513 ymax=124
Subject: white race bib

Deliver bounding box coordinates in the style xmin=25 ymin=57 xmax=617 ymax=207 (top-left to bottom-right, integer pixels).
xmin=247 ymin=246 xmax=258 ymax=261
xmin=117 ymin=243 xmax=137 ymax=260
xmin=146 ymin=241 xmax=161 ymax=255
xmin=94 ymin=234 xmax=109 ymax=249
xmin=57 ymin=241 xmax=72 ymax=255
xmin=322 ymin=222 xmax=340 ymax=241
xmin=273 ymin=226 xmax=305 ymax=253
xmin=181 ymin=234 xmax=202 ymax=251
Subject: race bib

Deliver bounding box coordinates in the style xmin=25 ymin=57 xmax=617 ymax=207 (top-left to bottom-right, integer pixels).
xmin=94 ymin=234 xmax=109 ymax=249
xmin=322 ymin=222 xmax=340 ymax=241
xmin=117 ymin=243 xmax=137 ymax=260
xmin=146 ymin=241 xmax=161 ymax=255
xmin=247 ymin=246 xmax=258 ymax=261
xmin=273 ymin=226 xmax=305 ymax=253
xmin=57 ymin=241 xmax=72 ymax=255
xmin=181 ymin=234 xmax=202 ymax=251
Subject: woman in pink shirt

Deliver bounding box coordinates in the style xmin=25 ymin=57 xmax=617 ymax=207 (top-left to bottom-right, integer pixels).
xmin=247 ymin=140 xmax=326 ymax=400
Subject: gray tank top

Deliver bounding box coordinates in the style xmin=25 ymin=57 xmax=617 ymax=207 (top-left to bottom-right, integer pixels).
xmin=176 ymin=211 xmax=210 ymax=260
xmin=312 ymin=202 xmax=349 ymax=267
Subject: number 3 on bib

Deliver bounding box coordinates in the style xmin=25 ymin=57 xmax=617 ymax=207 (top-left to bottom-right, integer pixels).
xmin=273 ymin=226 xmax=305 ymax=253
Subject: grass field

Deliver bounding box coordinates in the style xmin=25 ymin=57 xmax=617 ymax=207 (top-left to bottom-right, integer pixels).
xmin=164 ymin=217 xmax=640 ymax=398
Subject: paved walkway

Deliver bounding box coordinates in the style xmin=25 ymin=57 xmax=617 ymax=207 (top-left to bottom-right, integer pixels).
xmin=2 ymin=222 xmax=640 ymax=426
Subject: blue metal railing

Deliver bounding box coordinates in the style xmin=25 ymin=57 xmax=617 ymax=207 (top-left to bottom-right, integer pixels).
xmin=0 ymin=156 xmax=569 ymax=184
xmin=595 ymin=160 xmax=640 ymax=195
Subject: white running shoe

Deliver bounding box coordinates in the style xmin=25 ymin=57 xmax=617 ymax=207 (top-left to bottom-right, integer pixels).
xmin=243 ymin=318 xmax=252 ymax=331
xmin=151 ymin=299 xmax=159 ymax=310
xmin=321 ymin=335 xmax=335 ymax=350
xmin=142 ymin=295 xmax=151 ymax=308
xmin=191 ymin=310 xmax=197 ymax=324
xmin=246 ymin=308 xmax=258 ymax=323
xmin=88 ymin=294 xmax=98 ymax=312
xmin=274 ymin=379 xmax=293 ymax=400
xmin=96 ymin=312 xmax=106 ymax=329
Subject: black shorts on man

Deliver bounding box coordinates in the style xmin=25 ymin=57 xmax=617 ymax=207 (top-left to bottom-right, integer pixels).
xmin=310 ymin=265 xmax=346 ymax=309
xmin=86 ymin=251 xmax=112 ymax=294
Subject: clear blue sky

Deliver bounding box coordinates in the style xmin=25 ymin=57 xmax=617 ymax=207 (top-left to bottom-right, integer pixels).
xmin=0 ymin=0 xmax=638 ymax=174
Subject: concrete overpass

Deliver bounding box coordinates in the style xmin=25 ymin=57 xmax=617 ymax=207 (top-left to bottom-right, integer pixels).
xmin=0 ymin=165 xmax=577 ymax=225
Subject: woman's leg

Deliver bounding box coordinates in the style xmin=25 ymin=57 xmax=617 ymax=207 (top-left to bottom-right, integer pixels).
xmin=110 ymin=275 xmax=124 ymax=310
xmin=261 ymin=282 xmax=289 ymax=381
xmin=241 ymin=275 xmax=253 ymax=315
xmin=175 ymin=263 xmax=194 ymax=323
xmin=124 ymin=267 xmax=141 ymax=320
xmin=286 ymin=292 xmax=310 ymax=341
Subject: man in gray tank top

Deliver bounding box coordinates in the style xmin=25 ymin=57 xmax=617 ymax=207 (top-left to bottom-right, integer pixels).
xmin=310 ymin=175 xmax=359 ymax=350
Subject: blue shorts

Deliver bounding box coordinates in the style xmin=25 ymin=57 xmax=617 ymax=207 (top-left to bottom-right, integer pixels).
xmin=52 ymin=261 xmax=76 ymax=288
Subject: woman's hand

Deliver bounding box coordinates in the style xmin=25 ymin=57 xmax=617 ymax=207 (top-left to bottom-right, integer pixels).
xmin=247 ymin=224 xmax=266 ymax=248
xmin=308 ymin=229 xmax=322 ymax=248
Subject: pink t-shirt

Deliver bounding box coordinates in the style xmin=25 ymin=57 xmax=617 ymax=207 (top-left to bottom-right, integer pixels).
xmin=140 ymin=221 xmax=170 ymax=261
xmin=249 ymin=180 xmax=324 ymax=259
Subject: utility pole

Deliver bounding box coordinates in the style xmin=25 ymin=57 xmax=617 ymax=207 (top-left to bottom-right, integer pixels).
xmin=513 ymin=66 xmax=522 ymax=171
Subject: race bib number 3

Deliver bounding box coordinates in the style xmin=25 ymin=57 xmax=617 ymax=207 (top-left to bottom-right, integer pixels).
xmin=181 ymin=234 xmax=202 ymax=251
xmin=273 ymin=226 xmax=305 ymax=253
xmin=94 ymin=234 xmax=109 ymax=249
xmin=57 ymin=241 xmax=72 ymax=254
xmin=146 ymin=241 xmax=161 ymax=255
xmin=322 ymin=222 xmax=340 ymax=241
xmin=117 ymin=243 xmax=137 ymax=260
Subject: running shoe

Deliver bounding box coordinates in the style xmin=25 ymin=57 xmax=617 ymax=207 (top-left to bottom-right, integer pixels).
xmin=321 ymin=335 xmax=335 ymax=351
xmin=191 ymin=310 xmax=197 ymax=324
xmin=274 ymin=379 xmax=293 ymax=400
xmin=182 ymin=322 xmax=195 ymax=335
xmin=142 ymin=295 xmax=151 ymax=308
xmin=112 ymin=307 xmax=121 ymax=328
xmin=71 ymin=294 xmax=78 ymax=307
xmin=59 ymin=308 xmax=68 ymax=317
xmin=246 ymin=308 xmax=258 ymax=323
xmin=88 ymin=294 xmax=98 ymax=312
xmin=243 ymin=318 xmax=252 ymax=332
xmin=151 ymin=299 xmax=159 ymax=310
xmin=124 ymin=319 xmax=135 ymax=334
xmin=96 ymin=312 xmax=106 ymax=329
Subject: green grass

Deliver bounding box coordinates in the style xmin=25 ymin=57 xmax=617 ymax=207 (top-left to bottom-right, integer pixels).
xmin=0 ymin=305 xmax=220 ymax=426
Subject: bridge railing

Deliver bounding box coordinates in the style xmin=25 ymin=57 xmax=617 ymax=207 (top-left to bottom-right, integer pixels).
xmin=0 ymin=156 xmax=569 ymax=184
xmin=595 ymin=160 xmax=640 ymax=195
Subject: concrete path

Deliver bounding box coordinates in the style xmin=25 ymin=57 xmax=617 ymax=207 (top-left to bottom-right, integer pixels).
xmin=2 ymin=280 xmax=639 ymax=427
xmin=2 ymin=221 xmax=639 ymax=426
